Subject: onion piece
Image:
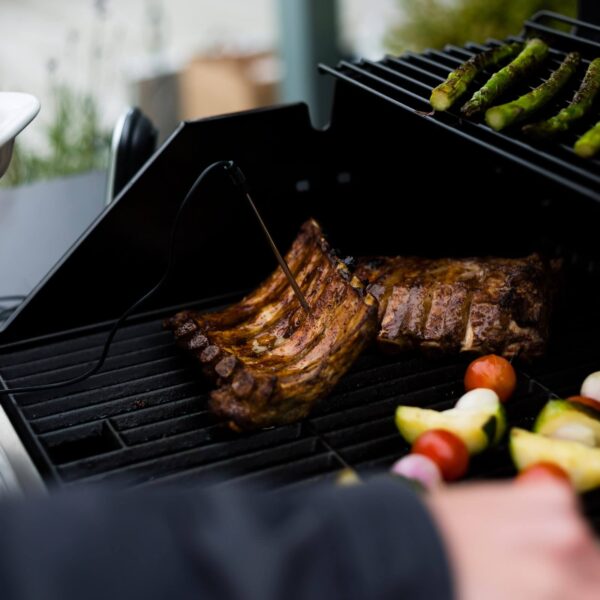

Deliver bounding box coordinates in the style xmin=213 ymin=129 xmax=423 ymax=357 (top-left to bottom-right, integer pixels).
xmin=390 ymin=454 xmax=443 ymax=491
xmin=550 ymin=423 xmax=596 ymax=448
xmin=455 ymin=388 xmax=500 ymax=411
xmin=581 ymin=372 xmax=600 ymax=404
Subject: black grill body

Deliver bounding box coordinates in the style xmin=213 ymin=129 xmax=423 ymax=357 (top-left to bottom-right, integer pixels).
xmin=1 ymin=11 xmax=600 ymax=526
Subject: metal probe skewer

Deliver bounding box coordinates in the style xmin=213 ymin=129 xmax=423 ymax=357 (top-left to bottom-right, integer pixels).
xmin=243 ymin=190 xmax=312 ymax=316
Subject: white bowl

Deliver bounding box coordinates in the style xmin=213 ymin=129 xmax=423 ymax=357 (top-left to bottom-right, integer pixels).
xmin=0 ymin=92 xmax=40 ymax=178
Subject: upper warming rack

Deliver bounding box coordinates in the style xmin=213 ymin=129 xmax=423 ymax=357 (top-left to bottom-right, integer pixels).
xmin=320 ymin=11 xmax=600 ymax=202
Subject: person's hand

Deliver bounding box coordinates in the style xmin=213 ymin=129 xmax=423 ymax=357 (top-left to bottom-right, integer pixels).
xmin=427 ymin=479 xmax=600 ymax=600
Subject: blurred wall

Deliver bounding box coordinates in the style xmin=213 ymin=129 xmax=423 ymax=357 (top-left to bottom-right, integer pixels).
xmin=0 ymin=0 xmax=276 ymax=141
xmin=0 ymin=0 xmax=398 ymax=147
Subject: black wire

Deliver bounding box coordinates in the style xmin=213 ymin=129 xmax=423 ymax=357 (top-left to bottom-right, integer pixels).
xmin=0 ymin=160 xmax=234 ymax=397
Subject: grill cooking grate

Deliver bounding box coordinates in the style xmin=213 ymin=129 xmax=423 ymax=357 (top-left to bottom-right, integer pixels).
xmin=321 ymin=11 xmax=600 ymax=202
xmin=0 ymin=307 xmax=472 ymax=488
xmin=0 ymin=281 xmax=599 ymax=519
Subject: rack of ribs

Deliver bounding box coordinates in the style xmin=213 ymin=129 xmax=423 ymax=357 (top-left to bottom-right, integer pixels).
xmin=164 ymin=219 xmax=378 ymax=431
xmin=356 ymin=254 xmax=559 ymax=360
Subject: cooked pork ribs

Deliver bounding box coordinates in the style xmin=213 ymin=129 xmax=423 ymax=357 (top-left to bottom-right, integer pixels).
xmin=164 ymin=220 xmax=378 ymax=431
xmin=356 ymin=255 xmax=558 ymax=360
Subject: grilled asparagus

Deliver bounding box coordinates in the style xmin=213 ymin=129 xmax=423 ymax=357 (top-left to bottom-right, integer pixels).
xmin=485 ymin=52 xmax=580 ymax=132
xmin=461 ymin=38 xmax=549 ymax=117
xmin=430 ymin=43 xmax=522 ymax=111
xmin=523 ymin=58 xmax=600 ymax=140
xmin=574 ymin=121 xmax=600 ymax=158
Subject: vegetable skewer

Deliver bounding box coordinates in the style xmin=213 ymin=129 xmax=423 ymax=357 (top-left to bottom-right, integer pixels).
xmin=485 ymin=52 xmax=580 ymax=132
xmin=461 ymin=38 xmax=549 ymax=117
xmin=523 ymin=57 xmax=600 ymax=140
xmin=511 ymin=370 xmax=600 ymax=492
xmin=430 ymin=42 xmax=522 ymax=112
xmin=391 ymin=356 xmax=515 ymax=489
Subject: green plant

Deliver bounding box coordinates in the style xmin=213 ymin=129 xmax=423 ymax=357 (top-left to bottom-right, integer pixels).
xmin=386 ymin=0 xmax=576 ymax=53
xmin=2 ymin=85 xmax=110 ymax=188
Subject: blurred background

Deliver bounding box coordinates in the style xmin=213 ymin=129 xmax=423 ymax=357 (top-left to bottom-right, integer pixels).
xmin=0 ymin=0 xmax=575 ymax=188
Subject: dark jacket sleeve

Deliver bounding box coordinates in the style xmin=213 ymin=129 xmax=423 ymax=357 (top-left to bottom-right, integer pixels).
xmin=0 ymin=479 xmax=453 ymax=600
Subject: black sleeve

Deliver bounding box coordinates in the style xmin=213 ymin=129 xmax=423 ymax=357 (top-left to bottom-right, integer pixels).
xmin=0 ymin=479 xmax=453 ymax=600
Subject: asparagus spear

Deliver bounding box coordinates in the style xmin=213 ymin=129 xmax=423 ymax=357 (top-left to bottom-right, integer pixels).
xmin=523 ymin=58 xmax=600 ymax=140
xmin=430 ymin=42 xmax=523 ymax=111
xmin=574 ymin=121 xmax=600 ymax=158
xmin=485 ymin=52 xmax=580 ymax=132
xmin=461 ymin=38 xmax=549 ymax=117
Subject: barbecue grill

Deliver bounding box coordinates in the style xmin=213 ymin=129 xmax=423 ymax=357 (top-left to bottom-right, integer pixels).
xmin=1 ymin=8 xmax=600 ymax=528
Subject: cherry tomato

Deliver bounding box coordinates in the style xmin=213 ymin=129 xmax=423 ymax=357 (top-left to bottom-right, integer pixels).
xmin=568 ymin=395 xmax=600 ymax=414
xmin=516 ymin=462 xmax=571 ymax=486
xmin=411 ymin=429 xmax=469 ymax=481
xmin=464 ymin=354 xmax=516 ymax=402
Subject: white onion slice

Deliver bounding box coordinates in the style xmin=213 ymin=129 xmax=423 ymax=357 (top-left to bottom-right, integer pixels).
xmin=581 ymin=372 xmax=600 ymax=404
xmin=455 ymin=388 xmax=500 ymax=411
xmin=550 ymin=423 xmax=596 ymax=448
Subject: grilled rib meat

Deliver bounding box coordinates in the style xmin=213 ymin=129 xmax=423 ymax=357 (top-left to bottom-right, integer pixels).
xmin=356 ymin=254 xmax=558 ymax=359
xmin=164 ymin=220 xmax=378 ymax=431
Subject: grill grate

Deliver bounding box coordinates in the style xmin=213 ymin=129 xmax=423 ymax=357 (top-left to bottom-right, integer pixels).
xmin=0 ymin=282 xmax=597 ymax=505
xmin=1 ymin=276 xmax=600 ymax=532
xmin=0 ymin=306 xmax=471 ymax=488
xmin=321 ymin=11 xmax=600 ymax=202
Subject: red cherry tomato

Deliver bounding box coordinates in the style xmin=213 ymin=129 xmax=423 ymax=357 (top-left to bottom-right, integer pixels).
xmin=516 ymin=462 xmax=571 ymax=486
xmin=412 ymin=429 xmax=469 ymax=481
xmin=464 ymin=354 xmax=517 ymax=402
xmin=567 ymin=395 xmax=600 ymax=414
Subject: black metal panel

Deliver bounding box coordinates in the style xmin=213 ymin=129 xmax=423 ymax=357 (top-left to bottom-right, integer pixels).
xmin=0 ymin=104 xmax=334 ymax=343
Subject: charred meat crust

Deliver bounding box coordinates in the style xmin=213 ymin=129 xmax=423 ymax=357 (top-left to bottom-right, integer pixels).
xmin=164 ymin=219 xmax=378 ymax=431
xmin=356 ymin=254 xmax=559 ymax=360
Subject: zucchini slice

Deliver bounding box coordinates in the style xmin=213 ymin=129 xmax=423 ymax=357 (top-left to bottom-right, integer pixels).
xmin=395 ymin=401 xmax=506 ymax=455
xmin=510 ymin=428 xmax=600 ymax=492
xmin=534 ymin=400 xmax=600 ymax=445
